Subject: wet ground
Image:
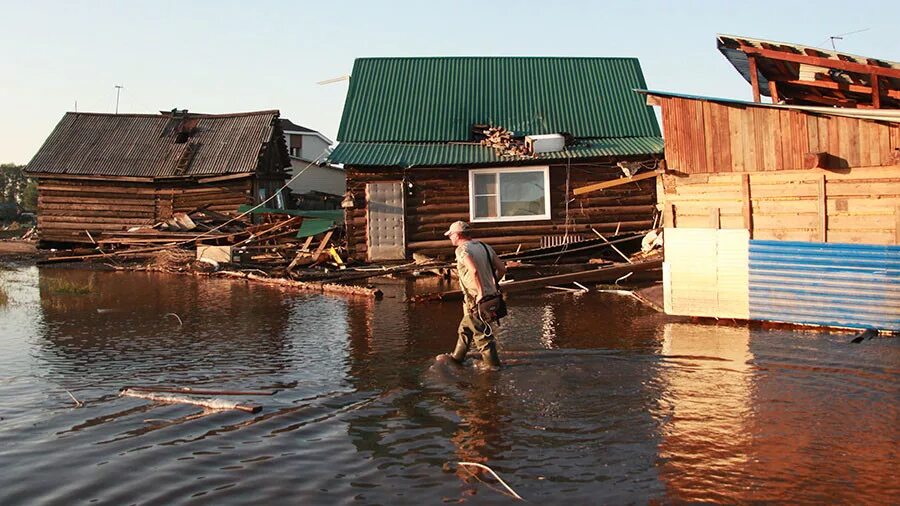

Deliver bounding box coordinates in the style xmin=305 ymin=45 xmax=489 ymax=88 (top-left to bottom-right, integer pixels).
xmin=0 ymin=265 xmax=897 ymax=504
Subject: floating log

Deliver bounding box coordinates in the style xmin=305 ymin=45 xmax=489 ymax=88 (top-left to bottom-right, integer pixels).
xmin=214 ymin=270 xmax=383 ymax=299
xmin=122 ymin=386 xmax=279 ymax=396
xmin=120 ymin=388 xmax=262 ymax=413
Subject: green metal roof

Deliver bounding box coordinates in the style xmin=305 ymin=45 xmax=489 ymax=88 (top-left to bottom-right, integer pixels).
xmin=328 ymin=137 xmax=663 ymax=168
xmin=337 ymin=57 xmax=661 ymax=142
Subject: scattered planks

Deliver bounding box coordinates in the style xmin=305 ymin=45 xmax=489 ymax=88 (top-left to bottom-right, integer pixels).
xmin=412 ymin=257 xmax=662 ymax=302
xmin=213 ymin=270 xmax=383 ymax=299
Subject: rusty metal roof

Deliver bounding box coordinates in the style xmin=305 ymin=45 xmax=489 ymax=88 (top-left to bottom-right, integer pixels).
xmin=26 ymin=110 xmax=289 ymax=178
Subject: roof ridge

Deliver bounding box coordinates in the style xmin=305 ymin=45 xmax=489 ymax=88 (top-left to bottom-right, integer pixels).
xmin=64 ymin=110 xmax=281 ymax=118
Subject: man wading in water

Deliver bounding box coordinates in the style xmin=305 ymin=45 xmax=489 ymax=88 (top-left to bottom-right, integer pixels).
xmin=438 ymin=221 xmax=506 ymax=369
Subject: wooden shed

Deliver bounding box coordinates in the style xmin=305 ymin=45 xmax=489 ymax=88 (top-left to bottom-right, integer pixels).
xmin=642 ymin=90 xmax=900 ymax=332
xmin=328 ymin=57 xmax=665 ymax=261
xmin=25 ymin=109 xmax=291 ymax=245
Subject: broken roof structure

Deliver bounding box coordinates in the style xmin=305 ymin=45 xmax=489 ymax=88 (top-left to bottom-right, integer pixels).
xmin=717 ymin=34 xmax=900 ymax=108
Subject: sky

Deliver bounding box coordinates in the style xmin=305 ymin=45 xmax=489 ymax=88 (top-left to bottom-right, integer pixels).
xmin=1 ymin=0 xmax=897 ymax=164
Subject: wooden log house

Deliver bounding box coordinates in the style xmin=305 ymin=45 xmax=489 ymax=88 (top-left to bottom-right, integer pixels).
xmin=641 ymin=67 xmax=900 ymax=330
xmin=328 ymin=57 xmax=665 ymax=261
xmin=25 ymin=109 xmax=291 ymax=245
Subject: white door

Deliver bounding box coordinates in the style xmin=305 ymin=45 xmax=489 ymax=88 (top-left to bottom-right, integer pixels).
xmin=366 ymin=182 xmax=406 ymax=261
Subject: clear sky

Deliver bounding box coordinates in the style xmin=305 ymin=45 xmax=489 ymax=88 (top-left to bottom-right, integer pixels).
xmin=1 ymin=0 xmax=897 ymax=164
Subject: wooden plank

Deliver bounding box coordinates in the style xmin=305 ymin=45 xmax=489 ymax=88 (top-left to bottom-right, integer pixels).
xmin=818 ymin=175 xmax=827 ymax=242
xmin=709 ymin=207 xmax=721 ymax=229
xmin=748 ymin=55 xmax=761 ymax=103
xmin=728 ymin=105 xmax=745 ymax=172
xmin=780 ymin=78 xmax=900 ymax=100
xmin=739 ymin=46 xmax=900 ymax=79
xmin=664 ymin=203 xmax=675 ymax=228
xmin=896 ymin=206 xmax=900 ymax=245
xmin=768 ymin=80 xmax=780 ymax=103
xmin=573 ymin=170 xmax=661 ymax=196
xmin=741 ymin=174 xmax=753 ymax=237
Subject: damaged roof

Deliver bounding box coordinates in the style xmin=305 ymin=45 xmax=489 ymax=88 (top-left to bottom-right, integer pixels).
xmin=330 ymin=57 xmax=662 ymax=167
xmin=716 ymin=34 xmax=900 ymax=108
xmin=26 ymin=110 xmax=290 ymax=178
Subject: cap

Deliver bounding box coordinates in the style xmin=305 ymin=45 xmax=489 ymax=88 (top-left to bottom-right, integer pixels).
xmin=443 ymin=220 xmax=470 ymax=236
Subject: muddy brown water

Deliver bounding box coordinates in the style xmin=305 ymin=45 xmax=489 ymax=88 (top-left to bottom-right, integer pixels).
xmin=0 ymin=265 xmax=897 ymax=504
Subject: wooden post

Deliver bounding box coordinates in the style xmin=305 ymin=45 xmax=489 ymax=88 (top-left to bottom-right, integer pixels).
xmin=895 ymin=206 xmax=900 ymax=245
xmin=768 ymin=80 xmax=780 ymax=104
xmin=817 ymin=175 xmax=827 ymax=242
xmin=664 ymin=203 xmax=675 ymax=228
xmin=748 ymin=55 xmax=761 ymax=103
xmin=871 ymin=74 xmax=881 ymax=109
xmin=741 ymin=174 xmax=753 ymax=238
xmin=709 ymin=207 xmax=721 ymax=229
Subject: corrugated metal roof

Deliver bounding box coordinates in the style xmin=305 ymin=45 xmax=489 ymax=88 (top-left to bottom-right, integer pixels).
xmin=337 ymin=57 xmax=661 ymax=142
xmin=26 ymin=110 xmax=288 ymax=178
xmin=328 ymin=137 xmax=663 ymax=168
xmin=749 ymin=240 xmax=900 ymax=332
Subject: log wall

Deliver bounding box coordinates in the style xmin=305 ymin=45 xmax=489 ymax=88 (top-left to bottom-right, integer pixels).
xmin=654 ymin=95 xmax=900 ymax=174
xmin=662 ymin=165 xmax=900 ymax=245
xmin=345 ymin=158 xmax=661 ymax=260
xmin=36 ymin=177 xmax=253 ymax=244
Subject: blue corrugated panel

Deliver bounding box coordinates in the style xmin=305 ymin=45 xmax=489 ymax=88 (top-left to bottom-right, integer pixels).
xmin=749 ymin=240 xmax=900 ymax=331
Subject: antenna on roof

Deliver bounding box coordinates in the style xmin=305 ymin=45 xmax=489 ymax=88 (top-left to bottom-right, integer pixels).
xmin=74 ymin=100 xmax=77 ymax=113
xmin=316 ymin=75 xmax=351 ymax=85
xmin=114 ymin=85 xmax=124 ymax=114
xmin=817 ymin=28 xmax=870 ymax=50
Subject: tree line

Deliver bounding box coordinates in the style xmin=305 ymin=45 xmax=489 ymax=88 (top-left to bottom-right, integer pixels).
xmin=0 ymin=163 xmax=37 ymax=219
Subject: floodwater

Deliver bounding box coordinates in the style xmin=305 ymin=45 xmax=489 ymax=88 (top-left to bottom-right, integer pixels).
xmin=0 ymin=265 xmax=897 ymax=505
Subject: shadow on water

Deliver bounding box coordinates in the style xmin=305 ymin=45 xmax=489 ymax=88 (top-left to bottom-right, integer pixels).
xmin=0 ymin=265 xmax=897 ymax=504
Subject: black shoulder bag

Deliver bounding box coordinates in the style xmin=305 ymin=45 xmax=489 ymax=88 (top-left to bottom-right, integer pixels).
xmin=476 ymin=242 xmax=508 ymax=323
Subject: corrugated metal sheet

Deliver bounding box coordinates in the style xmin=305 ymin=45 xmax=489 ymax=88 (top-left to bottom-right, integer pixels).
xmin=337 ymin=57 xmax=661 ymax=142
xmin=749 ymin=240 xmax=900 ymax=331
xmin=26 ymin=111 xmax=286 ymax=178
xmin=328 ymin=137 xmax=664 ymax=168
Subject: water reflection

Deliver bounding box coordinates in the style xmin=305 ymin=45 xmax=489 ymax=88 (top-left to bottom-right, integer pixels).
xmin=657 ymin=323 xmax=754 ymax=503
xmin=0 ymin=266 xmax=896 ymax=504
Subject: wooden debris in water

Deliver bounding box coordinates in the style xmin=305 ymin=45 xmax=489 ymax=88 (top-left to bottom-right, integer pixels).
xmin=120 ymin=388 xmax=262 ymax=413
xmin=456 ymin=461 xmax=523 ymax=501
xmin=123 ymin=385 xmax=279 ymax=396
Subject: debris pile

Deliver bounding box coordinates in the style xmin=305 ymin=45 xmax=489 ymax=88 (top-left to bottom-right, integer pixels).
xmin=477 ymin=126 xmax=534 ymax=158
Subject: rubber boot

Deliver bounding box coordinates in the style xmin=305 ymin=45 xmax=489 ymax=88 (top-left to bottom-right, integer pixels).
xmin=450 ymin=338 xmax=470 ymax=363
xmin=480 ymin=341 xmax=501 ymax=369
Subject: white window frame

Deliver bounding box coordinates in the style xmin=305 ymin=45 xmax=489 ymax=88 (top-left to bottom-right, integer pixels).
xmin=468 ymin=166 xmax=551 ymax=223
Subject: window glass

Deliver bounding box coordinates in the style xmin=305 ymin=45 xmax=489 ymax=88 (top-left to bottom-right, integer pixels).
xmin=258 ymin=187 xmax=268 ymax=204
xmin=499 ymin=171 xmax=545 ymax=216
xmin=473 ymin=173 xmax=497 ymax=196
xmin=474 ymin=195 xmax=498 ymax=218
xmin=275 ymin=190 xmax=285 ymax=209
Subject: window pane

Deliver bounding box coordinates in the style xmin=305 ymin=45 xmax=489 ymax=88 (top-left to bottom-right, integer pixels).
xmin=474 ymin=195 xmax=498 ymax=218
xmin=473 ymin=173 xmax=497 ymax=196
xmin=499 ymin=171 xmax=545 ymax=216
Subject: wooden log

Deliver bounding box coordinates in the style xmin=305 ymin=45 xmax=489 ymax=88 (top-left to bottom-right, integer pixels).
xmin=213 ymin=270 xmax=382 ymax=299
xmin=573 ymin=170 xmax=662 ymax=196
xmin=412 ymin=258 xmax=663 ymax=302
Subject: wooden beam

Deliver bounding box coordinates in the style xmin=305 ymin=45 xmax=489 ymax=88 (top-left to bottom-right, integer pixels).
xmin=740 ymin=46 xmax=900 ymax=79
xmin=664 ymin=203 xmax=675 ymax=228
xmin=741 ymin=174 xmax=753 ymax=238
xmin=804 ymin=152 xmax=829 ymax=169
xmin=748 ymin=55 xmax=762 ymax=103
xmin=782 ymin=79 xmax=900 ymax=100
xmin=768 ymin=80 xmax=780 ymax=103
xmin=872 ymin=74 xmax=882 ymax=109
xmin=817 ymin=175 xmax=827 ymax=242
xmin=709 ymin=207 xmax=721 ymax=229
xmin=895 ymin=206 xmax=900 ymax=245
xmin=896 ymin=206 xmax=900 ymax=245
xmin=573 ymin=170 xmax=661 ymax=196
